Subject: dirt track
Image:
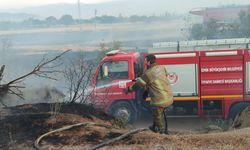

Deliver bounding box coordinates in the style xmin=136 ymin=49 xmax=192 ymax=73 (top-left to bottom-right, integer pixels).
xmin=1 ymin=103 xmax=250 ymax=150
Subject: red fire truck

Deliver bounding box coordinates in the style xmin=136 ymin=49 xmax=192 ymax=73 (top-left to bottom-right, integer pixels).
xmin=91 ymin=38 xmax=250 ymax=123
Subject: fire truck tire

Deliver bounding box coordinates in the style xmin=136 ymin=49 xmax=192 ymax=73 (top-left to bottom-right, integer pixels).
xmin=109 ymin=101 xmax=138 ymax=124
xmin=228 ymin=102 xmax=250 ymax=122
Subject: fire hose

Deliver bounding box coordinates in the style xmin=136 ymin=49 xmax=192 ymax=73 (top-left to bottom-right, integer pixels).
xmin=34 ymin=121 xmax=147 ymax=150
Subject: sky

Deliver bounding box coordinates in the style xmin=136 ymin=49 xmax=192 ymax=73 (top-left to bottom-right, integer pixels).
xmin=0 ymin=0 xmax=249 ymax=14
xmin=0 ymin=0 xmax=249 ymax=9
xmin=0 ymin=0 xmax=115 ymax=9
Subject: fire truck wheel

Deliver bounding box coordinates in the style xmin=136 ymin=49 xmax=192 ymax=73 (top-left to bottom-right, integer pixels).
xmin=109 ymin=101 xmax=137 ymax=124
xmin=229 ymin=102 xmax=250 ymax=124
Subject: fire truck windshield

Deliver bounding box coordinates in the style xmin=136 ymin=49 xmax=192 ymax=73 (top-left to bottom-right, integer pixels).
xmin=96 ymin=60 xmax=128 ymax=86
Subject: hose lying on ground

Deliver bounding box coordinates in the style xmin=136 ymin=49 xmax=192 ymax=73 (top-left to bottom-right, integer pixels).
xmin=34 ymin=121 xmax=148 ymax=150
xmin=34 ymin=122 xmax=112 ymax=150
xmin=83 ymin=128 xmax=148 ymax=150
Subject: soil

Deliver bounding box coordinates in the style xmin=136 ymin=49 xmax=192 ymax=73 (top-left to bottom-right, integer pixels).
xmin=1 ymin=103 xmax=250 ymax=150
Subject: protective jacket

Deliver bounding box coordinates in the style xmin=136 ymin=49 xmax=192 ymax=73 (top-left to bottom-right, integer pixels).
xmin=129 ymin=64 xmax=173 ymax=107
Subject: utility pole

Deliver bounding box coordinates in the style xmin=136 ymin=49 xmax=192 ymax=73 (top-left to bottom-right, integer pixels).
xmin=94 ymin=9 xmax=97 ymax=31
xmin=77 ymin=0 xmax=82 ymax=31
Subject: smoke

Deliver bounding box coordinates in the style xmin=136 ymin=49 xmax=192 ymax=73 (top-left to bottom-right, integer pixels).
xmin=0 ymin=17 xmax=185 ymax=107
xmin=0 ymin=49 xmax=67 ymax=107
xmin=1 ymin=86 xmax=65 ymax=107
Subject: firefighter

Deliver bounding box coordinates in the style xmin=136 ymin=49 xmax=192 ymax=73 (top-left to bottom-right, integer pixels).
xmin=124 ymin=54 xmax=173 ymax=134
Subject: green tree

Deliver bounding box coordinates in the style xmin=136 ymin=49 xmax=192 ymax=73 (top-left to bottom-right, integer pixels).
xmin=238 ymin=11 xmax=250 ymax=37
xmin=190 ymin=24 xmax=204 ymax=40
xmin=59 ymin=15 xmax=75 ymax=25
xmin=204 ymin=19 xmax=219 ymax=39
xmin=45 ymin=16 xmax=58 ymax=26
xmin=23 ymin=18 xmax=43 ymax=26
xmin=189 ymin=19 xmax=219 ymax=40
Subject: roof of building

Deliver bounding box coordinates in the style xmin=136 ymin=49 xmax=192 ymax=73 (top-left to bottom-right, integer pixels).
xmin=190 ymin=5 xmax=250 ymax=22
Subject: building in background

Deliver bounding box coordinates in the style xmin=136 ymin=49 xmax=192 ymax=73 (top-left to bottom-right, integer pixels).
xmin=189 ymin=5 xmax=250 ymax=24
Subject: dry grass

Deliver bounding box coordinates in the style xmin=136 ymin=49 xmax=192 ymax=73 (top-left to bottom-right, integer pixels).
xmin=3 ymin=19 xmax=185 ymax=53
xmin=0 ymin=20 xmax=184 ymax=35
xmin=101 ymin=128 xmax=250 ymax=150
xmin=3 ymin=103 xmax=250 ymax=150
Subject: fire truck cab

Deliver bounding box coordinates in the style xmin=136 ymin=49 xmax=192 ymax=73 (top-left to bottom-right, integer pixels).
xmin=91 ymin=38 xmax=250 ymax=124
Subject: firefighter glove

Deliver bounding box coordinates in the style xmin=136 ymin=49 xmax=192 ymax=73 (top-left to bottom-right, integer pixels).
xmin=124 ymin=86 xmax=131 ymax=94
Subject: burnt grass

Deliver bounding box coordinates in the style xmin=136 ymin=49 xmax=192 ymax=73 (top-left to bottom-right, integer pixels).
xmin=1 ymin=103 xmax=250 ymax=150
xmin=0 ymin=103 xmax=115 ymax=149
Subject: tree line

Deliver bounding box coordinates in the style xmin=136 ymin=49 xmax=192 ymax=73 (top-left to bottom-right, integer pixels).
xmin=0 ymin=13 xmax=180 ymax=30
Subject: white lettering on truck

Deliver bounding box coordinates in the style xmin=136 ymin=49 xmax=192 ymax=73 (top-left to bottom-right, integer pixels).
xmin=201 ymin=78 xmax=243 ymax=85
xmin=201 ymin=66 xmax=242 ymax=73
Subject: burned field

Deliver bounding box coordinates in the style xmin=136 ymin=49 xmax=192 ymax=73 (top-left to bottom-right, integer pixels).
xmin=1 ymin=103 xmax=250 ymax=150
xmin=0 ymin=103 xmax=117 ymax=149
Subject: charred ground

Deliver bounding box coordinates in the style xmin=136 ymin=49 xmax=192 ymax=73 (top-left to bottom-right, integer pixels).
xmin=1 ymin=103 xmax=250 ymax=150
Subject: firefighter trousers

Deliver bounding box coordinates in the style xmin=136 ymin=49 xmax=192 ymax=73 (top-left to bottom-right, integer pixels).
xmin=151 ymin=107 xmax=168 ymax=133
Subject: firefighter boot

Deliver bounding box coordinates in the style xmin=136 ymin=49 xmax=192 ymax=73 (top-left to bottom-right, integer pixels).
xmin=149 ymin=124 xmax=158 ymax=132
xmin=163 ymin=108 xmax=169 ymax=135
xmin=151 ymin=107 xmax=165 ymax=134
xmin=149 ymin=124 xmax=164 ymax=133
